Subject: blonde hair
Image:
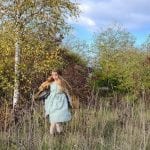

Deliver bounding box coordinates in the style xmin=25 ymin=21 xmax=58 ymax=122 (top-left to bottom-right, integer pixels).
xmin=59 ymin=76 xmax=72 ymax=94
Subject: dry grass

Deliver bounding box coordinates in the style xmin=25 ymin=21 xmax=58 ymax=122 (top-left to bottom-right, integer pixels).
xmin=0 ymin=97 xmax=150 ymax=150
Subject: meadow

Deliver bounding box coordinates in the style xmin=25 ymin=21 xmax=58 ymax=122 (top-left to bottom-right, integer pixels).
xmin=0 ymin=95 xmax=149 ymax=150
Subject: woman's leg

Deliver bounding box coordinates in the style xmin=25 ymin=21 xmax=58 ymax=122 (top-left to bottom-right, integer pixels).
xmin=50 ymin=122 xmax=56 ymax=135
xmin=56 ymin=123 xmax=63 ymax=133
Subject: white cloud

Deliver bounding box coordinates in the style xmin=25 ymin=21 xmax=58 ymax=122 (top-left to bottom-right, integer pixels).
xmin=79 ymin=16 xmax=96 ymax=27
xmin=79 ymin=3 xmax=91 ymax=12
xmin=73 ymin=0 xmax=150 ymax=32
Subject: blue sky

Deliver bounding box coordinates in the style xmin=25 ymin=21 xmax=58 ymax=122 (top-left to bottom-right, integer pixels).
xmin=69 ymin=0 xmax=150 ymax=46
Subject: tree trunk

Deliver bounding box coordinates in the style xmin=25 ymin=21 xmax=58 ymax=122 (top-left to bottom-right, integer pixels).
xmin=13 ymin=40 xmax=20 ymax=109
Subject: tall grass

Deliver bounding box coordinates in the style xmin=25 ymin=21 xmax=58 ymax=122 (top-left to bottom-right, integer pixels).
xmin=0 ymin=96 xmax=150 ymax=150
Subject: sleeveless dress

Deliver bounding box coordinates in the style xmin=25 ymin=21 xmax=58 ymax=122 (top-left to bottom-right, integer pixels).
xmin=44 ymin=81 xmax=72 ymax=123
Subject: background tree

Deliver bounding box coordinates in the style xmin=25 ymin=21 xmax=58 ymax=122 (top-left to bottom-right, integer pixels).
xmin=95 ymin=24 xmax=135 ymax=53
xmin=91 ymin=24 xmax=149 ymax=100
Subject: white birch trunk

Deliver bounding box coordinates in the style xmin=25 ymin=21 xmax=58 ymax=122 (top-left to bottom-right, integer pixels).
xmin=13 ymin=40 xmax=20 ymax=109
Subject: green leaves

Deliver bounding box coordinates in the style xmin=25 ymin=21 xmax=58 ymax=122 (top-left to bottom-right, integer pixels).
xmin=0 ymin=0 xmax=80 ymax=103
xmin=92 ymin=25 xmax=149 ymax=95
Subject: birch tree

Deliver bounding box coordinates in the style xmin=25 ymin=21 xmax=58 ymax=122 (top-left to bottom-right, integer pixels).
xmin=0 ymin=0 xmax=79 ymax=109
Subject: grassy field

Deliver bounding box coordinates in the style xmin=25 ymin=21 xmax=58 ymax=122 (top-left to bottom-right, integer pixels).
xmin=0 ymin=97 xmax=150 ymax=150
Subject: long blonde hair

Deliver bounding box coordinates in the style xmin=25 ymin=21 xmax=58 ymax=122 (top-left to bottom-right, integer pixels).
xmin=59 ymin=75 xmax=72 ymax=94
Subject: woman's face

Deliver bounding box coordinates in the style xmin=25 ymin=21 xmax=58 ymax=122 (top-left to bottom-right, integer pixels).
xmin=51 ymin=71 xmax=59 ymax=80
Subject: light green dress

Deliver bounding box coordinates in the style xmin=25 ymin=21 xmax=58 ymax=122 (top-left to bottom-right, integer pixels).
xmin=44 ymin=81 xmax=71 ymax=123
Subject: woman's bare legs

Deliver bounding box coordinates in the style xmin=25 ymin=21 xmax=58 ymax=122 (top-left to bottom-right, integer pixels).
xmin=56 ymin=123 xmax=63 ymax=133
xmin=50 ymin=123 xmax=56 ymax=135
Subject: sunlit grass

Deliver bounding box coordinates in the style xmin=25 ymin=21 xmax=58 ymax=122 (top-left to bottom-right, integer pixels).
xmin=0 ymin=97 xmax=150 ymax=150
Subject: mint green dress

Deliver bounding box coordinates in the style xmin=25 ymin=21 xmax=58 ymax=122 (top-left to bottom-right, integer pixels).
xmin=44 ymin=81 xmax=71 ymax=123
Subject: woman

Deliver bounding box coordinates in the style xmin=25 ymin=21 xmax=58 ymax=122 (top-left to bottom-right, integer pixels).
xmin=38 ymin=69 xmax=72 ymax=135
